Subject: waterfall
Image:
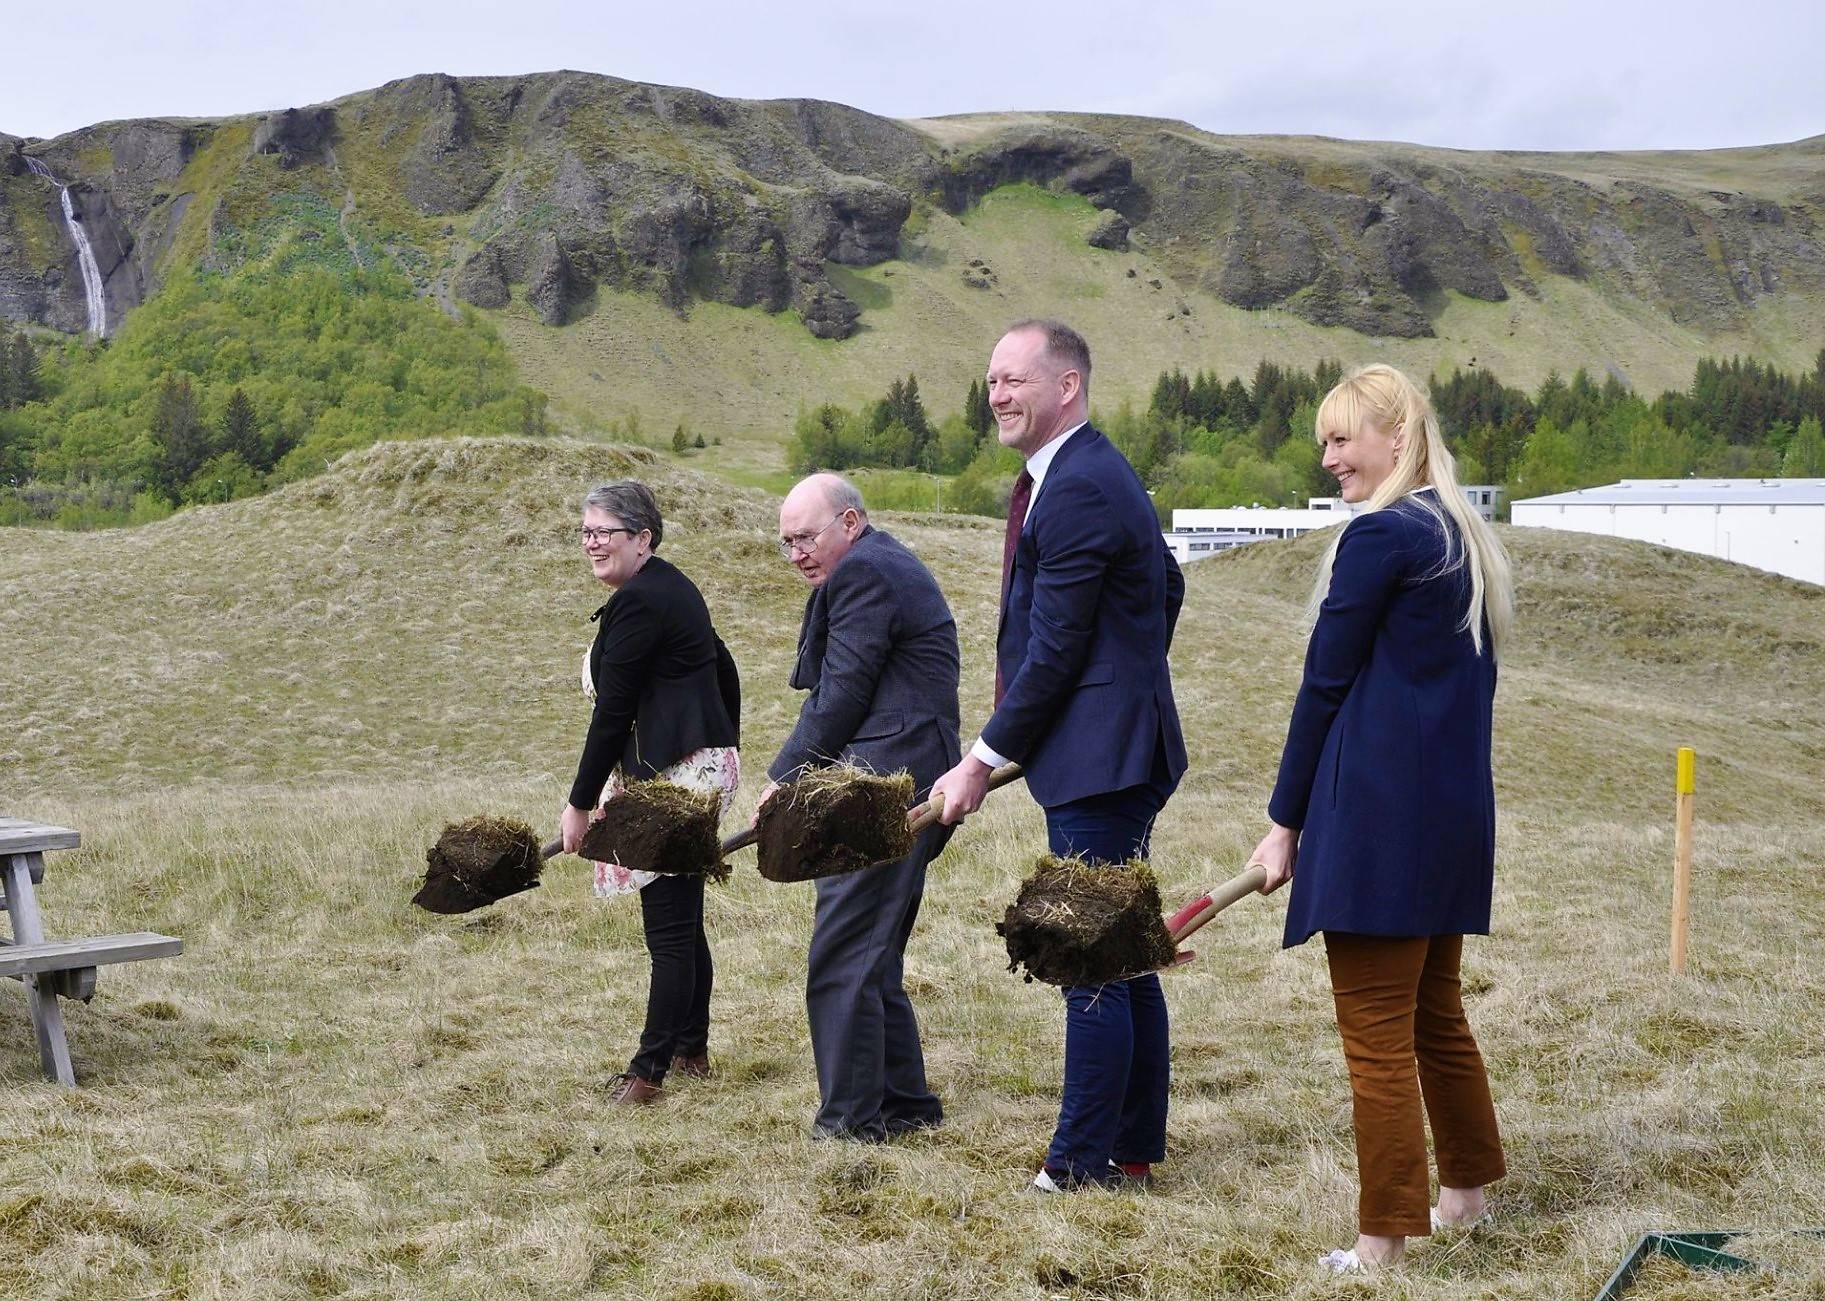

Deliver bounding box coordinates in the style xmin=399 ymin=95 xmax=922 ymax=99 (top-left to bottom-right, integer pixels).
xmin=23 ymin=156 xmax=108 ymax=336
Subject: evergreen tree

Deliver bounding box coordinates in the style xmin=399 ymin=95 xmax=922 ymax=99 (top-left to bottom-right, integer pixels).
xmin=7 ymin=332 xmax=38 ymax=408
xmin=1222 ymin=377 xmax=1254 ymax=426
xmin=1188 ymin=370 xmax=1223 ymax=428
xmin=964 ymin=378 xmax=993 ymax=439
xmin=219 ymin=388 xmax=262 ymax=466
xmin=150 ymin=374 xmax=211 ymax=499
xmin=692 ymin=431 xmax=706 ymax=449
xmin=672 ymin=423 xmax=689 ymax=453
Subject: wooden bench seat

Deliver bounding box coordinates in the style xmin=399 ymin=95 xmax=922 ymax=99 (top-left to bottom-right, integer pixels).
xmin=0 ymin=933 xmax=184 ymax=979
xmin=4 ymin=818 xmax=183 ymax=1085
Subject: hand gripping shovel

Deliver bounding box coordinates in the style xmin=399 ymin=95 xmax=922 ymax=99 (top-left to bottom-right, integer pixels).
xmin=718 ymin=762 xmax=1025 ymax=882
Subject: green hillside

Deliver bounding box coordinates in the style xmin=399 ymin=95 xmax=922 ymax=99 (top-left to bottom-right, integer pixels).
xmin=2 ymin=438 xmax=1822 ymax=1297
xmin=6 ymin=72 xmax=1825 ymax=505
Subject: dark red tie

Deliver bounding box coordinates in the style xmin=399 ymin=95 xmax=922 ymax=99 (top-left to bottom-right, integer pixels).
xmin=995 ymin=469 xmax=1034 ymax=705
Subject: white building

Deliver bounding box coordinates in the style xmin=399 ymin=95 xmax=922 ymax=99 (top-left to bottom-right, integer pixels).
xmin=1510 ymin=479 xmax=1825 ymax=586
xmin=1163 ymin=529 xmax=1263 ymax=563
xmin=1171 ymin=487 xmax=1502 ymax=551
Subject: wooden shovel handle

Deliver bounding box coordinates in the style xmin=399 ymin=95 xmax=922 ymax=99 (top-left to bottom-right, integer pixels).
xmin=906 ymin=763 xmax=1025 ymax=834
xmin=542 ymin=838 xmax=563 ymax=859
xmin=1168 ymin=865 xmax=1268 ymax=943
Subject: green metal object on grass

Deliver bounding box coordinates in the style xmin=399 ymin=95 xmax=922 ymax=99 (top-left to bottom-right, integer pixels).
xmin=1595 ymin=1229 xmax=1825 ymax=1299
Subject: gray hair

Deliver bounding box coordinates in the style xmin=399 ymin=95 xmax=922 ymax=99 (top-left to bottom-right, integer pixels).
xmin=823 ymin=474 xmax=866 ymax=519
xmin=1005 ymin=317 xmax=1092 ymax=386
xmin=583 ymin=479 xmax=663 ymax=549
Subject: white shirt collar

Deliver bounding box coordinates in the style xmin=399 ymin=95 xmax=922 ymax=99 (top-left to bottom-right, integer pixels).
xmin=1025 ymin=421 xmax=1087 ymax=496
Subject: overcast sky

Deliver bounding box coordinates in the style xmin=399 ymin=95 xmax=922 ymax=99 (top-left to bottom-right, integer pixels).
xmin=4 ymin=0 xmax=1820 ymax=152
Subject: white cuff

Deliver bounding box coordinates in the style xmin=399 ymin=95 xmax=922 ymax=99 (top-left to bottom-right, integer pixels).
xmin=970 ymin=736 xmax=1011 ymax=770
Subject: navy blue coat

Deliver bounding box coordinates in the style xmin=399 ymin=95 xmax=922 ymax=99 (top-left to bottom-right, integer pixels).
xmin=1269 ymin=492 xmax=1498 ymax=947
xmin=982 ymin=426 xmax=1188 ymax=808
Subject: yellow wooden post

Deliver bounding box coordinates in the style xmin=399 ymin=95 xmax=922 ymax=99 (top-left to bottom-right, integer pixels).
xmin=1670 ymin=747 xmax=1697 ymax=974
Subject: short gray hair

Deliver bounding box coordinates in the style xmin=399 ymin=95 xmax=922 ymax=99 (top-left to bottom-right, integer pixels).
xmin=823 ymin=475 xmax=866 ymax=518
xmin=583 ymin=479 xmax=663 ymax=549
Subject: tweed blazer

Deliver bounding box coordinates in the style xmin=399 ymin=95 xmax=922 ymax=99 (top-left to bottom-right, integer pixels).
xmin=768 ymin=526 xmax=962 ymax=798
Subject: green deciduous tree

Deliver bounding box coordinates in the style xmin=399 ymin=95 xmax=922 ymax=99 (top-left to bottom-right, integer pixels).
xmin=1784 ymin=416 xmax=1823 ymax=477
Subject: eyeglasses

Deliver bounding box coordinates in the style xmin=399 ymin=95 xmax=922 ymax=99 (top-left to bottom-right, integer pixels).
xmin=776 ymin=512 xmax=848 ymax=560
xmin=579 ymin=525 xmax=639 ymax=545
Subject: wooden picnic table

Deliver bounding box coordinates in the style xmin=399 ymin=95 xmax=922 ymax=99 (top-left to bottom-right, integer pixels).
xmin=1 ymin=817 xmax=183 ymax=1086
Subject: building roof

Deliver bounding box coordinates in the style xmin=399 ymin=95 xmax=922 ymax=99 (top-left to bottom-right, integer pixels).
xmin=1514 ymin=479 xmax=1825 ymax=507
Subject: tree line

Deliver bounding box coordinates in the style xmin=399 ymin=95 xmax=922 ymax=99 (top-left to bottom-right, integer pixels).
xmin=787 ymin=351 xmax=1825 ymax=522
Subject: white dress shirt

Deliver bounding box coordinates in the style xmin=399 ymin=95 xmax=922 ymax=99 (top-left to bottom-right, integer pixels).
xmin=970 ymin=421 xmax=1088 ymax=770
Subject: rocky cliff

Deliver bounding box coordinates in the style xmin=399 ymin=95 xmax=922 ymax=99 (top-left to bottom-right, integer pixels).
xmin=2 ymin=70 xmax=1821 ymax=349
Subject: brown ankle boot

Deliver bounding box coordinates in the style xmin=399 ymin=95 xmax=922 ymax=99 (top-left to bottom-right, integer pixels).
xmin=606 ymin=1072 xmax=663 ymax=1105
xmin=670 ymin=1053 xmax=711 ymax=1080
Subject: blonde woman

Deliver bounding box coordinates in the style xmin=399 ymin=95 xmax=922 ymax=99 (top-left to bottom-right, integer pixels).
xmin=1249 ymin=364 xmax=1514 ymax=1272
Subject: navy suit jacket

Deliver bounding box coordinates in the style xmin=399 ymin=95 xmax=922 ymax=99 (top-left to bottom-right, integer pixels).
xmin=1269 ymin=492 xmax=1498 ymax=946
xmin=981 ymin=425 xmax=1188 ymax=808
xmin=769 ymin=526 xmax=963 ymax=799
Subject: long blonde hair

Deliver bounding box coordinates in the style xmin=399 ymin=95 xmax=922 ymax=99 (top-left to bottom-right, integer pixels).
xmin=1304 ymin=363 xmax=1514 ymax=656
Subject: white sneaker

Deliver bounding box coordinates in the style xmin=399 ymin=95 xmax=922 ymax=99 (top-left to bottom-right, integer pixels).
xmin=1430 ymin=1206 xmax=1494 ymax=1233
xmin=1319 ymin=1248 xmax=1366 ymax=1274
xmin=1030 ymin=1168 xmax=1069 ymax=1194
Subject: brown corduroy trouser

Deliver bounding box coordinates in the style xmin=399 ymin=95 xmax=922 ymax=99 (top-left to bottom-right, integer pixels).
xmin=1323 ymin=932 xmax=1507 ymax=1237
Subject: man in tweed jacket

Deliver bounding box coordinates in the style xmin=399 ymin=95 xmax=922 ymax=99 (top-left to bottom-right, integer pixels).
xmin=763 ymin=473 xmax=963 ymax=1142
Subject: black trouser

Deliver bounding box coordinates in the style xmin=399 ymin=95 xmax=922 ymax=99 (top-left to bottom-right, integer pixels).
xmin=627 ymin=872 xmax=712 ymax=1082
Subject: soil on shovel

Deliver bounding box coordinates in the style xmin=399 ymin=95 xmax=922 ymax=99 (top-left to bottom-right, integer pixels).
xmin=755 ymin=768 xmax=916 ymax=883
xmin=579 ymin=780 xmax=727 ymax=880
xmin=998 ymin=855 xmax=1178 ymax=986
xmin=414 ymin=815 xmax=544 ymax=914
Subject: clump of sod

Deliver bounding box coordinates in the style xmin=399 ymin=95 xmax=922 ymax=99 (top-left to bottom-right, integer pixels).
xmin=755 ymin=766 xmax=916 ymax=883
xmin=414 ymin=815 xmax=544 ymax=914
xmin=578 ymin=780 xmax=728 ymax=881
xmin=997 ymin=855 xmax=1179 ymax=986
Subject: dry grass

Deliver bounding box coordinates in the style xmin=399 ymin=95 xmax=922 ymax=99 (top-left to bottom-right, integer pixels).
xmin=4 ymin=436 xmax=1825 ymax=1298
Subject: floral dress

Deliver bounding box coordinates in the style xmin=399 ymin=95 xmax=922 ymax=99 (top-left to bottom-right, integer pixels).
xmin=581 ymin=648 xmax=741 ymax=897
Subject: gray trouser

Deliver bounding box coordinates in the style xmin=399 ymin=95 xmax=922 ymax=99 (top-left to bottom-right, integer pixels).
xmin=806 ymin=824 xmax=949 ymax=1140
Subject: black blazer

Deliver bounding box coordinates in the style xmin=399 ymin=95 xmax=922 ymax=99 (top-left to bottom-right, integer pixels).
xmin=569 ymin=553 xmax=741 ymax=809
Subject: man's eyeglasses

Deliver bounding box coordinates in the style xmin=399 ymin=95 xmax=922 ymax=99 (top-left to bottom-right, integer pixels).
xmin=776 ymin=512 xmax=848 ymax=560
xmin=579 ymin=525 xmax=639 ymax=545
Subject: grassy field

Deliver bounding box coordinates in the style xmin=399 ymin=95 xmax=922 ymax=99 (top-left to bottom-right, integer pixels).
xmin=4 ymin=437 xmax=1825 ymax=1298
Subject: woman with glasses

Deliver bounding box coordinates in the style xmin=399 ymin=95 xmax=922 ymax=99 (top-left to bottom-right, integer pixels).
xmin=562 ymin=480 xmax=741 ymax=1106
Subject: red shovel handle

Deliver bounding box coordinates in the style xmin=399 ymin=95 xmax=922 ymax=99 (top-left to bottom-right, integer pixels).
xmin=1168 ymin=865 xmax=1269 ymax=943
xmin=1165 ymin=893 xmax=1213 ymax=936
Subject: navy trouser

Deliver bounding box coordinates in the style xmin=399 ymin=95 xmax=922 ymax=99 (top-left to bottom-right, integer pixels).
xmin=1043 ymin=780 xmax=1171 ymax=1183
xmin=627 ymin=872 xmax=711 ymax=1082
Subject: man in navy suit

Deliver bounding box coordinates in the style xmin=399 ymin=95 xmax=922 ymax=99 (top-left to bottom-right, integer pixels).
xmin=930 ymin=319 xmax=1187 ymax=1191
